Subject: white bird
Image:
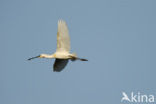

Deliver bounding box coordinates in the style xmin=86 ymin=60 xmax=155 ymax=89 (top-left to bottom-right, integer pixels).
xmin=28 ymin=20 xmax=88 ymax=72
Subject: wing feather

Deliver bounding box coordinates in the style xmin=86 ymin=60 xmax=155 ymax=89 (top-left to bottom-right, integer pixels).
xmin=56 ymin=20 xmax=70 ymax=52
xmin=53 ymin=59 xmax=69 ymax=72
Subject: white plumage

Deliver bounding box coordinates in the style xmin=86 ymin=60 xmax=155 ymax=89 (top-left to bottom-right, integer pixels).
xmin=56 ymin=20 xmax=70 ymax=52
xmin=28 ymin=20 xmax=88 ymax=72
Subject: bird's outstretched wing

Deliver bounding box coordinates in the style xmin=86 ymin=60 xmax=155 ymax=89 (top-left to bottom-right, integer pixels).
xmin=53 ymin=59 xmax=69 ymax=72
xmin=56 ymin=20 xmax=70 ymax=52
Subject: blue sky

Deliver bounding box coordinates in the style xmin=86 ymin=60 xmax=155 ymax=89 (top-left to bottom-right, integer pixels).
xmin=0 ymin=0 xmax=156 ymax=104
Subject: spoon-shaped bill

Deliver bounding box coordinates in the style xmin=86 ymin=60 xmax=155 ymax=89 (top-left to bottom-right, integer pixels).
xmin=28 ymin=55 xmax=40 ymax=60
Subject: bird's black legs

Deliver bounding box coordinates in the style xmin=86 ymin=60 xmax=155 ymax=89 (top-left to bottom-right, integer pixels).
xmin=79 ymin=58 xmax=88 ymax=61
xmin=70 ymin=57 xmax=88 ymax=61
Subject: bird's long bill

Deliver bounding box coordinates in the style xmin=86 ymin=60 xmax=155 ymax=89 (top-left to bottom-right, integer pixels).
xmin=28 ymin=55 xmax=40 ymax=60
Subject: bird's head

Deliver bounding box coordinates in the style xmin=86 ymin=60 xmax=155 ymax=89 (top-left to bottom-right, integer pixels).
xmin=39 ymin=54 xmax=47 ymax=58
xmin=28 ymin=54 xmax=46 ymax=60
xmin=28 ymin=54 xmax=55 ymax=60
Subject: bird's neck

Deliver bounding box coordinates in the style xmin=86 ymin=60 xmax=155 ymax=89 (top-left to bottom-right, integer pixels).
xmin=41 ymin=54 xmax=55 ymax=58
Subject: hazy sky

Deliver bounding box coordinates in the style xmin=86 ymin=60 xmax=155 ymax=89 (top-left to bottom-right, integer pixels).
xmin=0 ymin=0 xmax=156 ymax=104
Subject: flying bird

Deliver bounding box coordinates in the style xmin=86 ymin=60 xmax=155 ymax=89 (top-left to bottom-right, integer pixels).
xmin=28 ymin=20 xmax=88 ymax=72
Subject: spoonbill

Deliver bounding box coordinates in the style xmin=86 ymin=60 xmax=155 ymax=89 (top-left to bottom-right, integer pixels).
xmin=28 ymin=20 xmax=88 ymax=72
